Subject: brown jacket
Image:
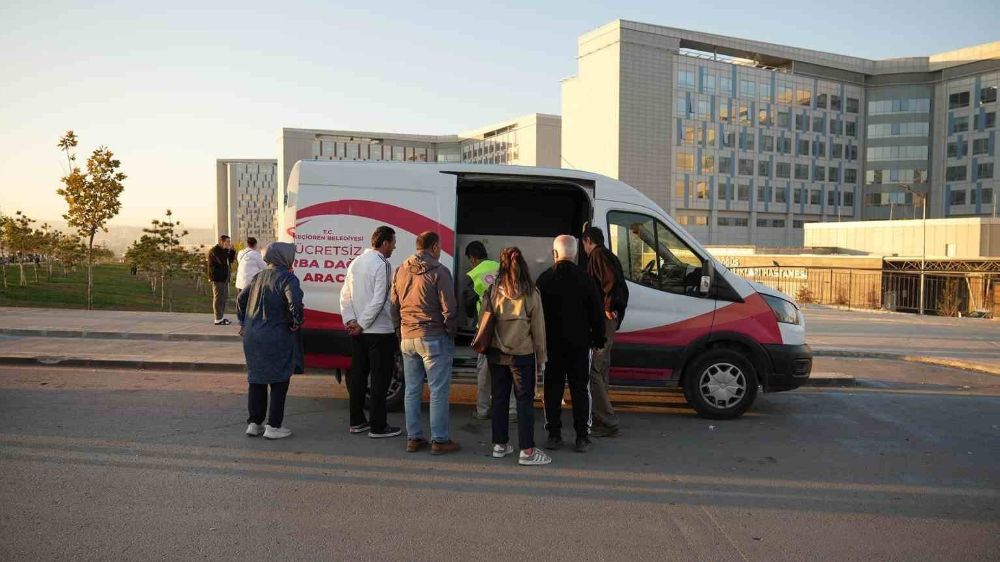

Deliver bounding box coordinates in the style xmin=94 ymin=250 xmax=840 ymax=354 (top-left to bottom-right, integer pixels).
xmin=390 ymin=252 xmax=458 ymax=339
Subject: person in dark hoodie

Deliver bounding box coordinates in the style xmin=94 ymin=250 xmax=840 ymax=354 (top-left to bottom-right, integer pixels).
xmin=390 ymin=231 xmax=460 ymax=455
xmin=207 ymin=235 xmax=237 ymax=325
xmin=536 ymin=235 xmax=606 ymax=453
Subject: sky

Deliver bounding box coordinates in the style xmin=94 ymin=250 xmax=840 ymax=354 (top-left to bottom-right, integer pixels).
xmin=1 ymin=0 xmax=998 ymax=230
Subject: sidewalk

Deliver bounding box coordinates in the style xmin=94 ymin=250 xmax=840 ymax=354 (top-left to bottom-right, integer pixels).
xmin=1 ymin=306 xmax=997 ymax=377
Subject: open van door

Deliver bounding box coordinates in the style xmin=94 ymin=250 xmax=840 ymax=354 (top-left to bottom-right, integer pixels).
xmin=290 ymin=162 xmax=457 ymax=371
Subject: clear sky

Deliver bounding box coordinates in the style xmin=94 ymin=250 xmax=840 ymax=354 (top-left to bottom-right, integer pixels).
xmin=1 ymin=0 xmax=997 ymax=229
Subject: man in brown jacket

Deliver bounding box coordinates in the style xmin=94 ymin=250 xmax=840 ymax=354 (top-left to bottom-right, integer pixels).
xmin=582 ymin=226 xmax=629 ymax=437
xmin=390 ymin=231 xmax=460 ymax=455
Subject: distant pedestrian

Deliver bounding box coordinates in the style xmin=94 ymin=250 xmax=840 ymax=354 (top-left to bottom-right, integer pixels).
xmin=461 ymin=241 xmax=515 ymax=422
xmin=483 ymin=246 xmax=551 ymax=466
xmin=536 ymin=235 xmax=606 ymax=453
xmin=340 ymin=225 xmax=402 ymax=439
xmin=582 ymin=227 xmax=629 ymax=437
xmin=235 ymin=237 xmax=267 ymax=295
xmin=207 ymin=235 xmax=237 ymax=325
xmin=391 ymin=231 xmax=460 ymax=455
xmin=237 ymin=242 xmax=304 ymax=440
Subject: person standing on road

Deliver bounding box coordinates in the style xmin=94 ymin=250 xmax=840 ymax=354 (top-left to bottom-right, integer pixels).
xmin=235 ymin=237 xmax=267 ymax=297
xmin=582 ymin=226 xmax=629 ymax=438
xmin=237 ymin=242 xmax=304 ymax=440
xmin=485 ymin=247 xmax=551 ymax=466
xmin=340 ymin=225 xmax=402 ymax=439
xmin=208 ymin=235 xmax=237 ymax=325
xmin=462 ymin=241 xmax=516 ymax=422
xmin=536 ymin=235 xmax=606 ymax=453
xmin=391 ymin=231 xmax=460 ymax=455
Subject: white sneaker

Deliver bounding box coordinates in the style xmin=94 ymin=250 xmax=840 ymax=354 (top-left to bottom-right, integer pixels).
xmin=518 ymin=448 xmax=552 ymax=466
xmin=245 ymin=423 xmax=264 ymax=437
xmin=263 ymin=425 xmax=292 ymax=440
xmin=492 ymin=443 xmax=515 ymax=458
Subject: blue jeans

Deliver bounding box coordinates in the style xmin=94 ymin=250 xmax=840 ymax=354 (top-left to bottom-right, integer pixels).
xmin=400 ymin=335 xmax=454 ymax=442
xmin=489 ymin=354 xmax=536 ymax=451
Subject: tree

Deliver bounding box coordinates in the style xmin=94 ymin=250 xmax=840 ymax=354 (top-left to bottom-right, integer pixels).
xmin=57 ymin=132 xmax=126 ymax=309
xmin=1 ymin=211 xmax=37 ymax=287
xmin=0 ymin=214 xmax=9 ymax=288
xmin=126 ymin=210 xmax=190 ymax=311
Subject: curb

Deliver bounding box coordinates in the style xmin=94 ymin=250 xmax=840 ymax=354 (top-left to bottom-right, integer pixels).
xmin=0 ymin=328 xmax=239 ymax=343
xmin=0 ymin=356 xmax=246 ymax=373
xmin=813 ymin=349 xmax=1000 ymax=376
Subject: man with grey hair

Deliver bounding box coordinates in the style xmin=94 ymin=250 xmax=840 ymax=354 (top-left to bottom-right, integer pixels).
xmin=535 ymin=235 xmax=606 ymax=453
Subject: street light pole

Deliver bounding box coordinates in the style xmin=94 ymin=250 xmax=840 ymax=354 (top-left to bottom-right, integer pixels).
xmin=901 ymin=184 xmax=926 ymax=315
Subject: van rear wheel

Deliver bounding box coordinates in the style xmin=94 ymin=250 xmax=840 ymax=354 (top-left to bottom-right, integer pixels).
xmin=683 ymin=349 xmax=758 ymax=420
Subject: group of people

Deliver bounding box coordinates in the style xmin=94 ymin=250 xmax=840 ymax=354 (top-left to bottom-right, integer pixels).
xmin=229 ymin=224 xmax=629 ymax=468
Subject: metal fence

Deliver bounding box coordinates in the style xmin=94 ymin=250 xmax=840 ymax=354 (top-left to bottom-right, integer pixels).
xmin=730 ymin=266 xmax=999 ymax=317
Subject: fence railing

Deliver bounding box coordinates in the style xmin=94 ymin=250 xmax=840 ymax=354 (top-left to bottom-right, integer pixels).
xmin=730 ymin=266 xmax=999 ymax=317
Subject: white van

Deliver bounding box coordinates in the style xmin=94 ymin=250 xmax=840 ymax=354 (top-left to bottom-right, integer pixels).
xmin=282 ymin=161 xmax=812 ymax=419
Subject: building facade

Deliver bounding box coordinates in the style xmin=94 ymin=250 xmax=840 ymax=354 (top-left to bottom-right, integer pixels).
xmin=276 ymin=113 xmax=561 ymax=229
xmin=215 ymin=159 xmax=279 ymax=245
xmin=563 ymin=20 xmax=1000 ymax=247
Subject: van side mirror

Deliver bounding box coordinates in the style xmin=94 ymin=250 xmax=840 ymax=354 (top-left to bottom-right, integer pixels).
xmin=699 ymin=260 xmax=714 ymax=296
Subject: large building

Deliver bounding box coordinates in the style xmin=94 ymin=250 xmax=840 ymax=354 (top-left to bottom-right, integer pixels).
xmin=276 ymin=113 xmax=561 ymax=229
xmin=563 ymin=20 xmax=1000 ymax=247
xmin=215 ymin=159 xmax=279 ymax=245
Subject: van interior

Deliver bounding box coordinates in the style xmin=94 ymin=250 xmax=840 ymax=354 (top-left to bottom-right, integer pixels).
xmin=453 ymin=174 xmax=594 ymax=337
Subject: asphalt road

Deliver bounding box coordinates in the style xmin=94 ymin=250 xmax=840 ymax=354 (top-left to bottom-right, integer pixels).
xmin=0 ymin=359 xmax=998 ymax=562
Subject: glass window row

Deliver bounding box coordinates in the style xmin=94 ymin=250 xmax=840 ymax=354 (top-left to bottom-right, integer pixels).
xmin=865 ymin=145 xmax=928 ymax=162
xmin=675 ymin=180 xmax=856 ymax=206
xmin=867 ymin=98 xmax=930 ymax=115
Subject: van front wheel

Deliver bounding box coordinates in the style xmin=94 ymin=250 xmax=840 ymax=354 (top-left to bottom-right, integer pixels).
xmin=683 ymin=349 xmax=758 ymax=420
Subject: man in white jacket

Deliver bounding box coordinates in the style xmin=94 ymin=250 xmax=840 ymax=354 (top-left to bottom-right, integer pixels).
xmin=339 ymin=225 xmax=401 ymax=439
xmin=235 ymin=237 xmax=267 ymax=295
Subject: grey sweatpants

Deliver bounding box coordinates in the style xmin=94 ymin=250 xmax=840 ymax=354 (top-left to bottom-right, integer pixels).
xmin=476 ymin=353 xmax=516 ymax=416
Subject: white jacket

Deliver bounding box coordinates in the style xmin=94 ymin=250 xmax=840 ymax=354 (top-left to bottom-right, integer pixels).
xmin=340 ymin=248 xmax=394 ymax=334
xmin=235 ymin=248 xmax=267 ymax=290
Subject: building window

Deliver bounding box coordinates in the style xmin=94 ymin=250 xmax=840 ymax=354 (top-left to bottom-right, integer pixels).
xmin=827 ymin=190 xmax=839 ymax=206
xmin=761 ymin=135 xmax=775 ymax=152
xmin=722 ymin=131 xmax=735 ymax=148
xmin=776 ymin=162 xmax=791 ymax=178
xmin=977 ymin=162 xmax=995 ymax=179
xmin=982 ymin=86 xmax=998 ymax=105
xmin=846 ymin=121 xmax=857 ymax=137
xmin=813 ymin=141 xmax=826 ymax=158
xmin=949 ymin=190 xmax=967 ymax=205
xmin=865 ymin=145 xmax=929 ymax=161
xmin=797 ymin=139 xmax=810 ymax=156
xmin=982 ymin=188 xmax=994 ymax=205
xmin=737 ymin=184 xmax=750 ymax=201
xmin=678 ymin=70 xmax=696 ymax=89
xmin=797 ymin=88 xmax=811 ymax=107
xmin=847 ymin=146 xmax=858 ymax=161
xmin=703 ymin=74 xmax=716 ymax=93
xmin=675 ymin=179 xmax=685 ymax=198
xmin=758 ymin=108 xmax=771 ymax=126
xmin=701 ymin=155 xmax=715 ymax=174
xmin=947 ymin=141 xmax=963 ymax=158
xmin=794 ymin=164 xmax=809 ymax=180
xmin=793 ymin=188 xmax=803 ymax=204
xmin=812 ymin=116 xmax=825 ymax=134
xmin=816 ymin=93 xmax=828 ymax=109
xmin=795 ymin=114 xmax=808 ymax=131
xmin=832 ymin=143 xmax=843 ymax=159
xmin=813 ymin=166 xmax=826 ymax=182
xmin=758 ymin=160 xmax=770 ymax=177
xmin=740 ymin=79 xmax=756 ymax=98
xmin=830 ymin=94 xmax=842 ymax=111
xmin=777 ymin=110 xmax=791 ymax=128
xmin=830 ymin=119 xmax=843 ymax=135
xmin=946 ymin=165 xmax=967 ymax=181
xmin=972 ymin=138 xmax=990 ymax=155
xmin=810 ymin=189 xmax=822 ymax=205
xmin=716 ymin=183 xmax=728 ymax=200
xmin=829 ymin=167 xmax=840 ymax=182
xmin=720 ymin=76 xmax=733 ymax=95
xmin=843 ymin=191 xmax=855 ymax=206
xmin=697 ymin=100 xmax=711 ymax=120
xmin=718 ymin=156 xmax=733 ymax=174
xmin=760 ymin=83 xmax=772 ymax=103
xmin=978 ymin=112 xmax=996 ymax=130
xmin=949 ymin=91 xmax=970 ymax=109
xmin=757 ymin=185 xmax=768 ymax=202
xmin=738 ymin=158 xmax=754 ymax=176
xmin=778 ymin=137 xmax=792 ymax=154
xmin=695 ymin=181 xmax=709 ymax=199
xmin=718 ymin=102 xmax=730 ymax=122
xmin=738 ymin=103 xmax=751 ymax=125
xmin=775 ymin=186 xmax=787 ymax=203
xmin=777 ymin=84 xmax=793 ymax=104
xmin=846 ymin=98 xmax=859 ymax=113
xmin=954 ymin=116 xmax=969 ymax=133
xmin=739 ymin=132 xmax=754 ymax=150
xmin=676 ymin=153 xmax=695 ymax=172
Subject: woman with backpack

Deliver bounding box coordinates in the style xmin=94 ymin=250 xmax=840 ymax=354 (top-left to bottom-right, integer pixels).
xmin=480 ymin=247 xmax=551 ymax=466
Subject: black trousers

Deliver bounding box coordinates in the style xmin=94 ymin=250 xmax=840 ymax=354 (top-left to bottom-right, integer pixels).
xmin=349 ymin=333 xmax=396 ymax=432
xmin=247 ymin=381 xmax=290 ymax=427
xmin=543 ymin=347 xmax=591 ymax=440
xmin=490 ymin=354 xmax=536 ymax=451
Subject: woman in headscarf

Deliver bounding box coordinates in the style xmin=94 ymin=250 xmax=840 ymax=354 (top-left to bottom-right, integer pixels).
xmin=237 ymin=242 xmax=304 ymax=440
xmin=484 ymin=247 xmax=551 ymax=466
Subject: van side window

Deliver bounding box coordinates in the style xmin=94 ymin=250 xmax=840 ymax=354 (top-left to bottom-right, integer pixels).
xmin=608 ymin=211 xmax=704 ymax=297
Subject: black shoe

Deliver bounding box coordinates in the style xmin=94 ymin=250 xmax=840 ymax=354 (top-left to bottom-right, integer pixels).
xmin=369 ymin=426 xmax=402 ymax=439
xmin=545 ymin=434 xmax=563 ymax=450
xmin=574 ymin=437 xmax=592 ymax=453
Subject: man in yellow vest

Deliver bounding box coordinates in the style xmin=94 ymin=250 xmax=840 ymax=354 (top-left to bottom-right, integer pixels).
xmin=462 ymin=241 xmax=515 ymax=421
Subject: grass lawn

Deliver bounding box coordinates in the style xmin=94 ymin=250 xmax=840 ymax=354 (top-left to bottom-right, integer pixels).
xmin=0 ymin=263 xmax=218 ymax=313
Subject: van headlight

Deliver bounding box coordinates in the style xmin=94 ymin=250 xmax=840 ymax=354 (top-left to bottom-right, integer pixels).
xmin=762 ymin=294 xmax=801 ymax=325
